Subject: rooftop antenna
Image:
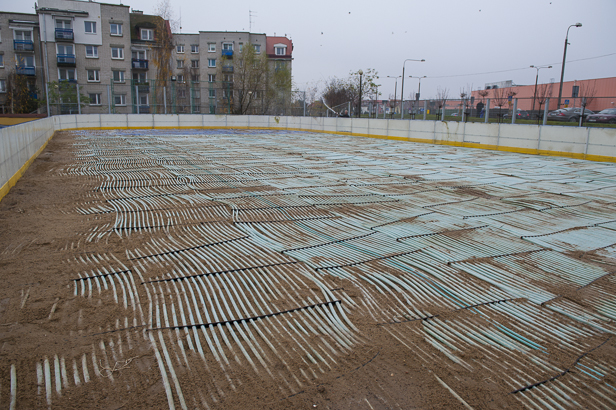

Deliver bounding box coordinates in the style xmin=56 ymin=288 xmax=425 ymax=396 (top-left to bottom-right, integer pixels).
xmin=249 ymin=9 xmax=257 ymax=32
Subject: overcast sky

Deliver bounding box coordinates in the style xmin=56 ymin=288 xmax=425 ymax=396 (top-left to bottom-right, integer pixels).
xmin=11 ymin=0 xmax=615 ymax=100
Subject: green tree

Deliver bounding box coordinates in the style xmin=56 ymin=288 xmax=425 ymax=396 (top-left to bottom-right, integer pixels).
xmin=47 ymin=81 xmax=90 ymax=114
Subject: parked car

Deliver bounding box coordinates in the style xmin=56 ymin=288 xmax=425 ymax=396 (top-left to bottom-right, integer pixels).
xmin=586 ymin=108 xmax=616 ymax=124
xmin=547 ymin=107 xmax=595 ymax=122
xmin=503 ymin=110 xmax=530 ymax=120
xmin=450 ymin=112 xmax=459 ymax=117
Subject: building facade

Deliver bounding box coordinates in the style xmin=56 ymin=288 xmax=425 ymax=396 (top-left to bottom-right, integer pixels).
xmin=0 ymin=0 xmax=293 ymax=115
xmin=0 ymin=12 xmax=44 ymax=113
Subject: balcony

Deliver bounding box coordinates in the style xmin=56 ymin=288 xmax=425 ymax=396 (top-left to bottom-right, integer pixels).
xmin=13 ymin=40 xmax=34 ymax=52
xmin=16 ymin=65 xmax=36 ymax=76
xmin=222 ymin=49 xmax=233 ymax=58
xmin=222 ymin=65 xmax=234 ymax=73
xmin=137 ymin=105 xmax=150 ymax=114
xmin=132 ymin=59 xmax=149 ymax=70
xmin=57 ymin=54 xmax=76 ymax=66
xmin=55 ymin=28 xmax=74 ymax=41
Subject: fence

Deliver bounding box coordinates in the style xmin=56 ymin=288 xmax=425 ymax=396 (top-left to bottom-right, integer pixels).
xmin=360 ymin=96 xmax=616 ymax=127
xmin=38 ymin=80 xmax=307 ymax=117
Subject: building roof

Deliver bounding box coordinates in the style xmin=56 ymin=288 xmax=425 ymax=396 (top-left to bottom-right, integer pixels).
xmin=266 ymin=36 xmax=293 ymax=59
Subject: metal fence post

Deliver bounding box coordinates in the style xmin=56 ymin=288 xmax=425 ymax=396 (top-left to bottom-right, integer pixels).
xmin=485 ymin=98 xmax=490 ymax=124
xmin=107 ymin=84 xmax=111 ymax=114
xmin=512 ymin=98 xmax=518 ymax=124
xmin=164 ymin=87 xmax=167 ymax=114
xmin=543 ymin=98 xmax=550 ymax=125
xmin=76 ymin=83 xmax=81 ymax=114
xmin=45 ymin=83 xmax=51 ymax=117
xmin=136 ymin=85 xmax=140 ymax=114
xmin=423 ymin=100 xmax=427 ymax=120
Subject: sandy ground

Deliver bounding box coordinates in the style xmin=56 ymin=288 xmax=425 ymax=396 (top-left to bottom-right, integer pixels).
xmin=1 ymin=129 xmax=615 ymax=409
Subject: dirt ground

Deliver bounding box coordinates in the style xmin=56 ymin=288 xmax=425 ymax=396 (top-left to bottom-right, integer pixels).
xmin=1 ymin=129 xmax=615 ymax=409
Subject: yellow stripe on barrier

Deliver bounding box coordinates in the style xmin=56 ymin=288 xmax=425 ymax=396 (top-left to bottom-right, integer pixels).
xmin=0 ymin=132 xmax=55 ymax=202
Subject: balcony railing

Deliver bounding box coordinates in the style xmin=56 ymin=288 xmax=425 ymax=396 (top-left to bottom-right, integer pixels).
xmin=13 ymin=40 xmax=34 ymax=52
xmin=222 ymin=66 xmax=234 ymax=73
xmin=222 ymin=49 xmax=233 ymax=57
xmin=16 ymin=65 xmax=36 ymax=76
xmin=132 ymin=59 xmax=149 ymax=70
xmin=57 ymin=54 xmax=76 ymax=66
xmin=137 ymin=105 xmax=150 ymax=114
xmin=55 ymin=28 xmax=74 ymax=41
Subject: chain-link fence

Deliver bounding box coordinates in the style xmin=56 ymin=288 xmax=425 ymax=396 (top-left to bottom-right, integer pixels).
xmin=39 ymin=80 xmax=309 ymax=117
xmin=7 ymin=80 xmax=615 ymax=129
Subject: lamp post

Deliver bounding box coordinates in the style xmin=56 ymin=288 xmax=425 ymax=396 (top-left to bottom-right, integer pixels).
xmin=530 ymin=65 xmax=551 ymax=113
xmin=409 ymin=75 xmax=427 ymax=101
xmin=400 ymin=58 xmax=425 ymax=119
xmin=557 ymin=23 xmax=582 ymax=109
xmin=357 ymin=69 xmax=363 ymax=118
xmin=387 ymin=75 xmax=401 ymax=118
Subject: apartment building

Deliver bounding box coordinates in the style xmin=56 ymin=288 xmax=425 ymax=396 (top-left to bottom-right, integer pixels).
xmin=1 ymin=0 xmax=292 ymax=115
xmin=0 ymin=12 xmax=44 ymax=112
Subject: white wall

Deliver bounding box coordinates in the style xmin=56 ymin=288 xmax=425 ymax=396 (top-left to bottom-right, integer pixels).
xmin=3 ymin=115 xmax=616 ymax=201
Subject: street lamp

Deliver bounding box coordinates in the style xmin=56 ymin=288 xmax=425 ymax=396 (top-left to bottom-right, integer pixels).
xmin=530 ymin=65 xmax=551 ymax=113
xmin=387 ymin=75 xmax=401 ymax=118
xmin=400 ymin=58 xmax=425 ymax=119
xmin=357 ymin=69 xmax=363 ymax=118
xmin=409 ymin=75 xmax=427 ymax=101
xmin=557 ymin=23 xmax=582 ymax=109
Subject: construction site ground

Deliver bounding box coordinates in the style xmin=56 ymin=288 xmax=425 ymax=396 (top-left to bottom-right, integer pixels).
xmin=1 ymin=129 xmax=615 ymax=409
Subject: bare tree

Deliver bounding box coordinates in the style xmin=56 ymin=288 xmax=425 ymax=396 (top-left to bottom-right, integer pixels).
xmin=536 ymin=81 xmax=553 ymax=121
xmin=579 ymin=80 xmax=598 ymax=110
xmin=436 ymin=87 xmax=449 ymax=118
xmin=149 ymin=2 xmax=174 ymax=113
xmin=477 ymin=89 xmax=489 ymax=103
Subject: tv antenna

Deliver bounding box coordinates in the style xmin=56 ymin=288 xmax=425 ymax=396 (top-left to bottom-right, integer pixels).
xmin=249 ymin=10 xmax=257 ymax=32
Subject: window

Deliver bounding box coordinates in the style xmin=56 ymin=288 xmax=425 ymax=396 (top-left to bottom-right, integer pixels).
xmin=14 ymin=30 xmax=32 ymax=41
xmin=138 ymin=95 xmax=148 ymax=105
xmin=275 ymin=46 xmax=286 ymax=55
xmin=89 ymin=93 xmax=101 ymax=105
xmin=176 ymin=59 xmax=184 ymax=69
xmin=140 ymin=29 xmax=154 ymax=41
xmin=110 ymin=23 xmax=122 ymax=36
xmin=55 ymin=19 xmax=71 ymax=29
xmin=132 ymin=50 xmax=146 ymax=60
xmin=17 ymin=54 xmax=35 ymax=67
xmin=133 ymin=72 xmax=146 ymax=82
xmin=58 ymin=68 xmax=76 ymax=81
xmin=177 ymin=74 xmax=184 ymax=83
xmin=178 ymin=89 xmax=186 ymax=98
xmin=191 ymin=74 xmax=199 ymax=82
xmin=87 ymin=69 xmax=100 ymax=82
xmin=275 ymin=61 xmax=286 ymax=71
xmin=57 ymin=44 xmax=73 ymax=56
xmin=208 ymin=43 xmax=215 ymax=52
xmin=194 ymin=90 xmax=201 ymax=99
xmin=208 ymin=58 xmax=216 ymax=68
xmin=238 ymin=43 xmax=243 ymax=52
xmin=253 ymin=44 xmax=261 ymax=53
xmin=191 ymin=44 xmax=198 ymax=53
xmin=223 ymin=74 xmax=233 ymax=83
xmin=209 ymin=89 xmax=215 ymax=99
xmin=84 ymin=21 xmax=96 ymax=34
xmin=85 ymin=45 xmax=98 ymax=58
xmin=223 ymin=43 xmax=233 ymax=51
xmin=176 ymin=44 xmax=184 ymax=53
xmin=111 ymin=47 xmax=124 ymax=59
xmin=112 ymin=70 xmax=125 ymax=83
xmin=114 ymin=94 xmax=126 ymax=106
xmin=208 ymin=74 xmax=215 ymax=83
xmin=0 ymin=80 xmax=6 ymax=93
xmin=191 ymin=59 xmax=199 ymax=68
xmin=0 ymin=55 xmax=4 ymax=68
